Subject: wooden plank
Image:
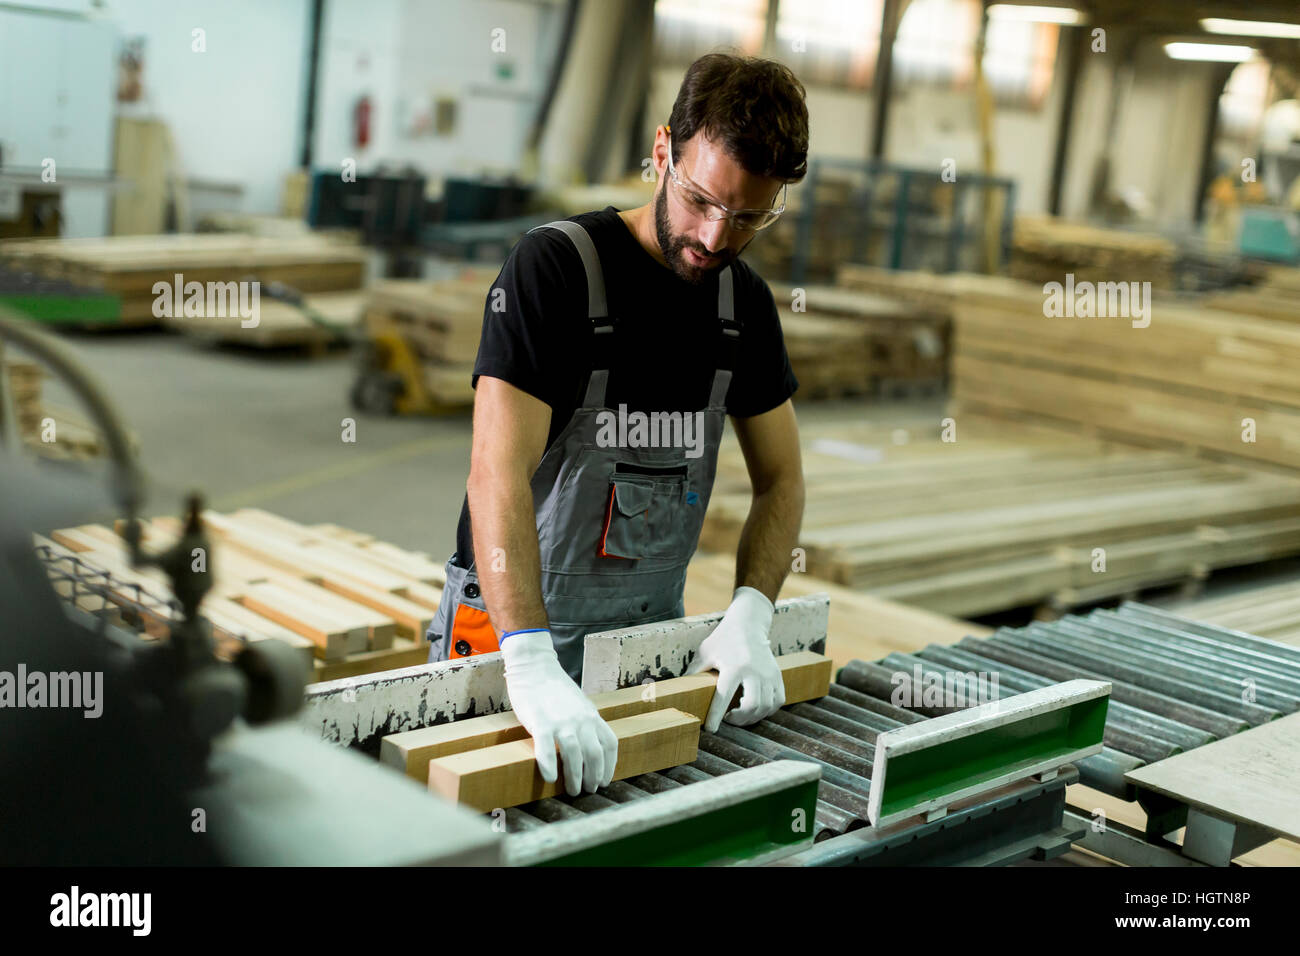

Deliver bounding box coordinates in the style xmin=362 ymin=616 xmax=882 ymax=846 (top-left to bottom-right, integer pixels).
xmin=701 ymin=407 xmax=1300 ymax=616
xmin=42 ymin=513 xmax=445 ymax=679
xmin=237 ymin=582 xmax=366 ymax=660
xmin=427 ymin=708 xmax=701 ymax=812
xmin=201 ymin=511 xmax=410 ymax=592
xmin=271 ymin=577 xmax=397 ymax=650
xmin=382 ymin=651 xmax=831 ymax=780
xmin=398 ymin=580 xmax=446 ymax=611
xmin=1068 ymin=783 xmax=1300 ymax=867
xmin=1126 ymin=713 xmax=1300 ymax=843
xmin=152 ymin=513 xmax=425 ymax=642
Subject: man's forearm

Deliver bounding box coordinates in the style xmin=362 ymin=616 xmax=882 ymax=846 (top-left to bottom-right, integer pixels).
xmin=734 ymin=475 xmax=805 ymax=604
xmin=466 ymin=473 xmax=549 ymax=638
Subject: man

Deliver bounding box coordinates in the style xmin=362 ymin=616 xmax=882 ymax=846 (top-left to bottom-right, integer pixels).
xmin=425 ymin=53 xmax=808 ymax=797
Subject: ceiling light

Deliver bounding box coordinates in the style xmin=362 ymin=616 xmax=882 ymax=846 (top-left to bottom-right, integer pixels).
xmin=1164 ymin=42 xmax=1255 ymax=62
xmin=1201 ymin=18 xmax=1300 ymax=40
xmin=987 ymin=5 xmax=1083 ymax=24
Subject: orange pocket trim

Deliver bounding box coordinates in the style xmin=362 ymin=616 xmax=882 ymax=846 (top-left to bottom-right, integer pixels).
xmin=450 ymin=604 xmax=499 ymax=657
xmin=599 ymin=482 xmax=636 ymax=559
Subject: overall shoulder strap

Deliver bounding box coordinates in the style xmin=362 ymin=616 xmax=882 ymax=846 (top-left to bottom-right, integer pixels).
xmin=709 ymin=265 xmax=742 ymax=407
xmin=528 ymin=220 xmax=614 ymax=407
xmin=528 ymin=220 xmax=610 ymax=326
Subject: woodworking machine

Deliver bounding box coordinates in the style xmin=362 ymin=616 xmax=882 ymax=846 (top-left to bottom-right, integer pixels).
xmin=305 ymin=594 xmax=1300 ymax=867
xmin=305 ymin=598 xmax=1109 ymax=866
xmin=9 ymin=311 xmax=1293 ymax=867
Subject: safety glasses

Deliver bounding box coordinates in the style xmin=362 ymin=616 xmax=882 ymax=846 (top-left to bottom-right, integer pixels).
xmin=664 ymin=134 xmax=787 ymax=232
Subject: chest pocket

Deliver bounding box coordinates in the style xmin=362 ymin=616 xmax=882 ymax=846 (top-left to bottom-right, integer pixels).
xmin=599 ymin=474 xmax=689 ymax=560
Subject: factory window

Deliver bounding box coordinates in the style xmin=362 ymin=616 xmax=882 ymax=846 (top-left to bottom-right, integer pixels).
xmin=894 ymin=0 xmax=1058 ymax=107
xmin=653 ymin=0 xmax=769 ymax=62
xmin=983 ymin=12 xmax=1059 ymax=106
xmin=1218 ymin=59 xmax=1270 ymax=138
xmin=773 ymin=0 xmax=884 ymax=89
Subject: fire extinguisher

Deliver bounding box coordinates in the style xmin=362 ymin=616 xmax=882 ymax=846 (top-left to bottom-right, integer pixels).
xmin=353 ymin=95 xmax=371 ymax=150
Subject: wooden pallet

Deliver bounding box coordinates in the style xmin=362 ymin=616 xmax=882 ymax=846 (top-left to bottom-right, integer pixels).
xmin=35 ymin=510 xmax=445 ymax=681
xmin=699 ymin=415 xmax=1300 ymax=617
xmin=0 ymin=233 xmax=368 ymax=326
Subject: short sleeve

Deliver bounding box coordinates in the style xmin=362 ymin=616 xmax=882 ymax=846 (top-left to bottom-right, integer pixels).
xmin=471 ymin=229 xmax=585 ymax=410
xmin=726 ymin=271 xmax=799 ymax=417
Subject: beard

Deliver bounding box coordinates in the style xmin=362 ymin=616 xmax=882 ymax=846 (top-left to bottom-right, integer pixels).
xmin=653 ymin=187 xmax=747 ymax=285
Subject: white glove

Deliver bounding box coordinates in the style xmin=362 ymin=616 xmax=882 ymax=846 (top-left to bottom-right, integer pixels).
xmin=686 ymin=587 xmax=786 ymax=732
xmin=500 ymin=630 xmax=618 ymax=796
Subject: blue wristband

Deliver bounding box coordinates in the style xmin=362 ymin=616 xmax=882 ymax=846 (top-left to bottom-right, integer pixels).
xmin=500 ymin=628 xmax=549 ymax=642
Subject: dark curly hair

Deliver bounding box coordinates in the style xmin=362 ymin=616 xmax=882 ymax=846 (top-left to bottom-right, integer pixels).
xmin=668 ymin=53 xmax=809 ymax=184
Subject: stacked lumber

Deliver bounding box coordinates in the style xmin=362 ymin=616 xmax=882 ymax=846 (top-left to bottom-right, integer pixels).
xmin=1009 ymin=216 xmax=1177 ymax=290
xmin=5 ymin=360 xmax=109 ymax=460
xmin=362 ymin=274 xmax=494 ymax=406
xmin=777 ymin=306 xmax=874 ymax=398
xmin=6 ymin=360 xmax=42 ymax=434
xmin=743 ymin=178 xmax=837 ymax=282
xmin=382 ymin=651 xmax=832 ymax=810
xmin=772 ymin=281 xmax=947 ymax=395
xmin=1262 ymin=266 xmax=1300 ymax=294
xmin=34 ymin=509 xmax=446 ymax=681
xmin=835 ymin=263 xmax=962 ymax=316
xmin=946 ymin=276 xmax=1300 ymax=470
xmin=0 ymin=233 xmax=368 ymax=326
xmin=700 ymin=416 xmax=1300 ymax=617
xmin=1201 ymin=287 xmax=1298 ymax=323
xmin=166 ymin=290 xmax=366 ymax=349
xmin=1202 ymin=264 xmax=1300 ymax=323
xmin=1174 ymin=579 xmax=1300 ymax=648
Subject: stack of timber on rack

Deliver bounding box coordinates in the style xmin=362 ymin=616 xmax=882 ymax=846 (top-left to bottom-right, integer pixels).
xmin=770 ymin=281 xmax=947 ymax=398
xmin=945 ymin=275 xmax=1300 ymax=470
xmin=0 ymin=233 xmax=367 ymax=329
xmin=1173 ymin=578 xmax=1300 ymax=648
xmin=1202 ymin=264 xmax=1300 ymax=324
xmin=1009 ymin=216 xmax=1177 ymax=290
xmin=699 ymin=415 xmax=1300 ymax=617
xmin=171 ymin=289 xmax=366 ymax=350
xmin=33 ymin=509 xmax=445 ymax=681
xmin=775 ymin=307 xmax=873 ymax=399
xmin=1262 ymin=265 xmax=1300 ymax=294
xmin=4 ymin=360 xmax=110 ymax=460
xmin=362 ymin=273 xmax=498 ymax=408
xmin=835 ymin=263 xmax=963 ymax=316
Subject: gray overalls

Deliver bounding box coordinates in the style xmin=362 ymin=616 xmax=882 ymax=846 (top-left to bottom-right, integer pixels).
xmin=425 ymin=219 xmax=741 ymax=682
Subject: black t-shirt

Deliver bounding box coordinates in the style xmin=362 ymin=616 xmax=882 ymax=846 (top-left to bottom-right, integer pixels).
xmin=453 ymin=206 xmax=798 ymax=564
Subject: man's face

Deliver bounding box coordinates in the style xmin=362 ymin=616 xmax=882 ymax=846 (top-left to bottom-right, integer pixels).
xmin=653 ymin=130 xmax=784 ymax=285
